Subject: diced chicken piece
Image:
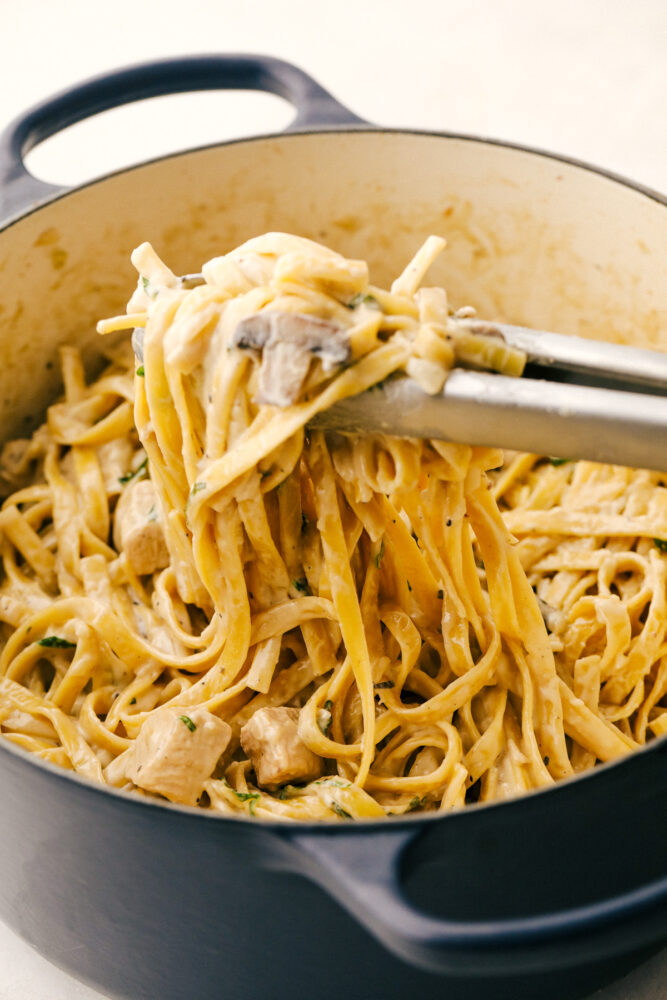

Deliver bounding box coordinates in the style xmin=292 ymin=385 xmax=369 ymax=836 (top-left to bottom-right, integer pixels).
xmin=113 ymin=478 xmax=170 ymax=575
xmin=232 ymin=311 xmax=351 ymax=407
xmin=125 ymin=705 xmax=231 ymax=805
xmin=240 ymin=706 xmax=324 ymax=789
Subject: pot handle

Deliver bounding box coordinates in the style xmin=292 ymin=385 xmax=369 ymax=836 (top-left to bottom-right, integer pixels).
xmin=288 ymin=826 xmax=667 ymax=976
xmin=0 ymin=53 xmax=368 ymax=221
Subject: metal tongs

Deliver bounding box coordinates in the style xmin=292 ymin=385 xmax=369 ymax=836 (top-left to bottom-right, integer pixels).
xmin=133 ymin=320 xmax=667 ymax=472
xmin=312 ymin=322 xmax=667 ymax=471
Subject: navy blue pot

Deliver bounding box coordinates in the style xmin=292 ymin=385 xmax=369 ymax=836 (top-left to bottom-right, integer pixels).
xmin=0 ymin=55 xmax=665 ymax=1000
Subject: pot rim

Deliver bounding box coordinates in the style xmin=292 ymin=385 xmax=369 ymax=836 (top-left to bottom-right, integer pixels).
xmin=0 ymin=124 xmax=664 ymax=237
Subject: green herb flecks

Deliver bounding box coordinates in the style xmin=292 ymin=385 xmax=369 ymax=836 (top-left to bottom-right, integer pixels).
xmin=231 ymin=788 xmax=261 ymax=815
xmin=136 ymin=366 xmax=145 ymax=377
xmin=374 ymin=680 xmax=394 ymax=690
xmin=407 ymin=795 xmax=429 ymax=813
xmin=190 ymin=481 xmax=207 ymax=495
xmin=119 ymin=456 xmax=148 ymax=485
xmin=178 ymin=715 xmax=197 ymax=732
xmin=37 ymin=636 xmax=76 ymax=649
xmin=331 ymin=800 xmax=352 ymax=819
xmin=141 ymin=276 xmax=158 ymax=300
xmin=293 ymin=577 xmax=310 ymax=594
xmin=278 ymin=785 xmax=302 ymax=800
xmin=654 ymin=538 xmax=667 ymax=552
xmin=318 ymin=699 xmax=334 ymax=738
xmin=346 ymin=292 xmax=379 ymax=310
xmin=375 ymin=539 xmax=385 ymax=569
xmin=549 ymin=457 xmax=570 ymax=467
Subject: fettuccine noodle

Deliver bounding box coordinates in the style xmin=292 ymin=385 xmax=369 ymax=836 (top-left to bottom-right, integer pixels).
xmin=0 ymin=232 xmax=663 ymax=821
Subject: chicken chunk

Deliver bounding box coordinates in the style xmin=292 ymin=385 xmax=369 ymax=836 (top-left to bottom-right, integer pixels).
xmin=125 ymin=705 xmax=231 ymax=805
xmin=240 ymin=706 xmax=324 ymax=789
xmin=113 ymin=478 xmax=170 ymax=575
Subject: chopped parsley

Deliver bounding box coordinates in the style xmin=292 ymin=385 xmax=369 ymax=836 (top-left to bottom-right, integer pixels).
xmin=190 ymin=481 xmax=207 ymax=495
xmin=231 ymin=788 xmax=261 ymax=815
xmin=374 ymin=680 xmax=394 ymax=690
xmin=178 ymin=715 xmax=197 ymax=732
xmin=136 ymin=366 xmax=145 ymax=377
xmin=331 ymin=800 xmax=352 ymax=819
xmin=407 ymin=795 xmax=429 ymax=813
xmin=141 ymin=276 xmax=158 ymax=299
xmin=119 ymin=456 xmax=148 ymax=485
xmin=654 ymin=538 xmax=667 ymax=552
xmin=406 ymin=579 xmax=412 ymax=592
xmin=315 ymin=777 xmax=349 ymax=789
xmin=549 ymin=457 xmax=570 ymax=467
xmin=318 ymin=699 xmax=334 ymax=737
xmin=375 ymin=539 xmax=385 ymax=569
xmin=543 ymin=756 xmax=550 ymax=766
xmin=37 ymin=636 xmax=76 ymax=649
xmin=129 ymin=697 xmax=137 ymax=705
xmin=346 ymin=292 xmax=379 ymax=310
xmin=278 ymin=785 xmax=301 ymax=800
xmin=293 ymin=577 xmax=310 ymax=594
xmin=231 ymin=789 xmax=259 ymax=802
xmin=146 ymin=505 xmax=158 ymax=523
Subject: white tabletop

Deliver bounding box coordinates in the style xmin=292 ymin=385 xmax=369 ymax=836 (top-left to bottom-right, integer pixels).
xmin=0 ymin=1 xmax=665 ymax=997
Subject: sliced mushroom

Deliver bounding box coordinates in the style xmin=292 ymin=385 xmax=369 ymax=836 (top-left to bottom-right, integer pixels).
xmin=232 ymin=311 xmax=351 ymax=407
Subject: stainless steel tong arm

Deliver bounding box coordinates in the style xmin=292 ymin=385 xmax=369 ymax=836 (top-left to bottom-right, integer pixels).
xmin=308 ymin=323 xmax=667 ymax=471
xmin=311 ymin=371 xmax=667 ymax=472
xmin=488 ymin=322 xmax=667 ymax=392
xmin=133 ymin=315 xmax=667 ymax=470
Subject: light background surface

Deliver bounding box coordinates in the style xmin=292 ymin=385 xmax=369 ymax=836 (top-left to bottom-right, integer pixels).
xmin=0 ymin=0 xmax=665 ymax=997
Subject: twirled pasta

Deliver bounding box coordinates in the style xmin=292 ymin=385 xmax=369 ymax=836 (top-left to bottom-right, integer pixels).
xmin=0 ymin=232 xmax=663 ymax=821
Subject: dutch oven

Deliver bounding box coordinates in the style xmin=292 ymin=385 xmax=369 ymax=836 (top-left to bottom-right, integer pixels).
xmin=0 ymin=54 xmax=665 ymax=1000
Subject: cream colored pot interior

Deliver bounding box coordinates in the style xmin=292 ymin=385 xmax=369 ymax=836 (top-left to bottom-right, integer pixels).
xmin=0 ymin=131 xmax=664 ymax=439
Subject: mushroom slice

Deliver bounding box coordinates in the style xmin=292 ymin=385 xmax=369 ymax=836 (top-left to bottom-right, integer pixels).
xmin=232 ymin=311 xmax=351 ymax=407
